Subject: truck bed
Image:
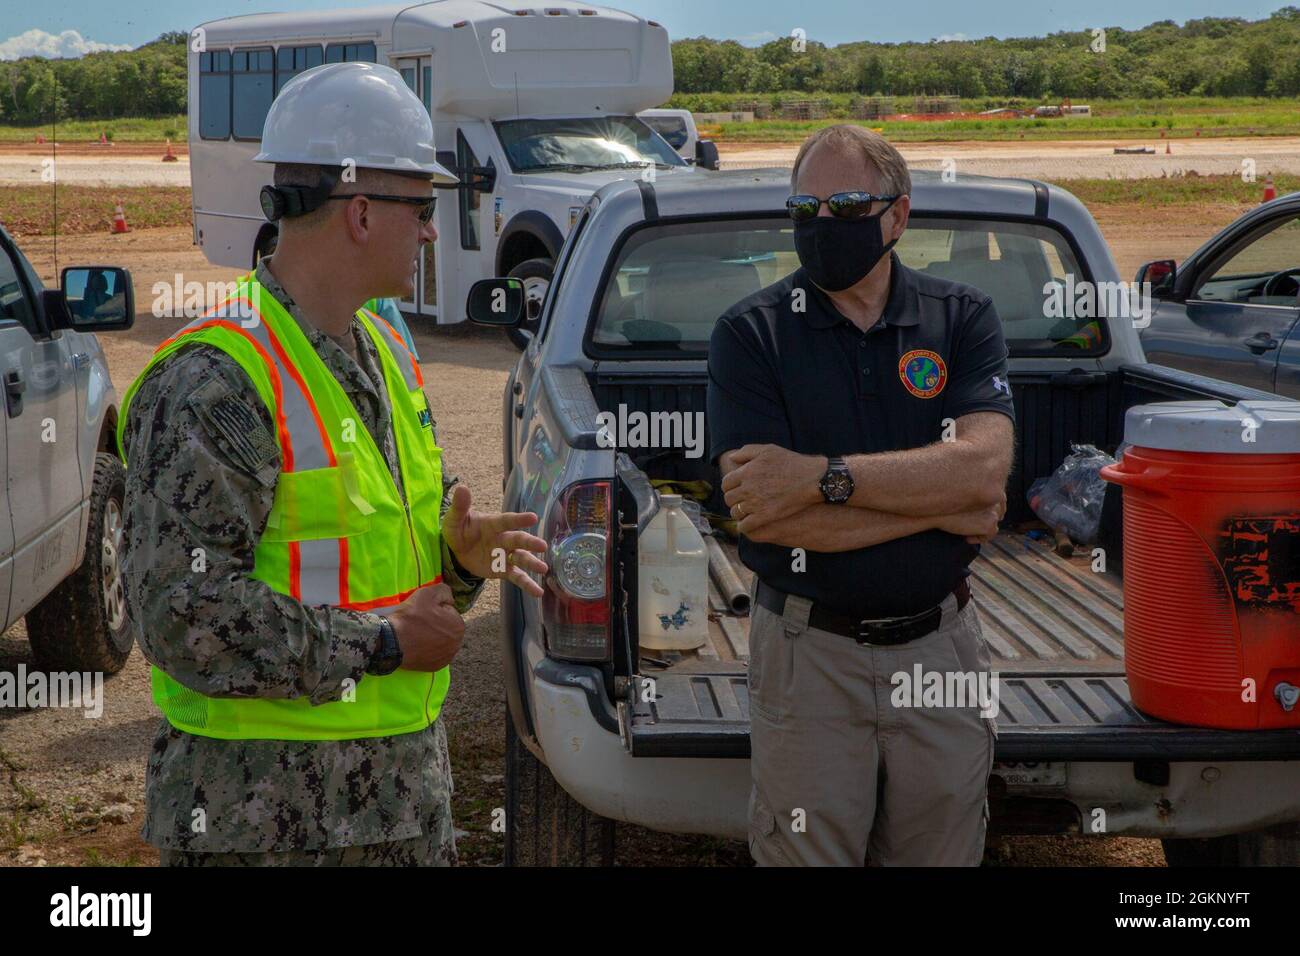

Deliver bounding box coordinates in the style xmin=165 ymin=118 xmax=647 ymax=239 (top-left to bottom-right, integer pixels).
xmin=628 ymin=532 xmax=1300 ymax=762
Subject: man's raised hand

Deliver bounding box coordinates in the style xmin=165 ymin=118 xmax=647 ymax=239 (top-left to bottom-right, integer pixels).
xmin=442 ymin=484 xmax=549 ymax=597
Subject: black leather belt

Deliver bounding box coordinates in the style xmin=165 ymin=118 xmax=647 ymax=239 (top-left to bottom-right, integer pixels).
xmin=755 ymin=579 xmax=971 ymax=647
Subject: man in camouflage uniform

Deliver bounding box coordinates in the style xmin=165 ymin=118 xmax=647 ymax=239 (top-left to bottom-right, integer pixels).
xmin=121 ymin=62 xmax=548 ymax=866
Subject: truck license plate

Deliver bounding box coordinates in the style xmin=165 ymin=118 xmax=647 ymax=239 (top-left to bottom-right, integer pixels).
xmin=992 ymin=761 xmax=1066 ymax=788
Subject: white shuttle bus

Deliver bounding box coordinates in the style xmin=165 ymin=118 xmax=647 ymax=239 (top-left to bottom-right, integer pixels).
xmin=188 ymin=1 xmax=707 ymax=344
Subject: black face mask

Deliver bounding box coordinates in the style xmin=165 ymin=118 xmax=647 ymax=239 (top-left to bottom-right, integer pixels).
xmin=794 ymin=213 xmax=897 ymax=293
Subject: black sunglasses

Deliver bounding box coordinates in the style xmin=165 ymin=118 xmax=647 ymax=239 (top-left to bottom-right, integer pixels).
xmin=329 ymin=193 xmax=438 ymax=225
xmin=786 ymin=191 xmax=899 ymax=222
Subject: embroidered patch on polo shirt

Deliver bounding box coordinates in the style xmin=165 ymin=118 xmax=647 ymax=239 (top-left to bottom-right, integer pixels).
xmin=898 ymin=349 xmax=948 ymax=399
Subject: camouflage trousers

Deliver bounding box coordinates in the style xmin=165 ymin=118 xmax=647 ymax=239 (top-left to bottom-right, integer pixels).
xmin=159 ymin=825 xmax=455 ymax=867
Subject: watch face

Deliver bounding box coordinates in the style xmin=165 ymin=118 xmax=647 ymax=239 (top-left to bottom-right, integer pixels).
xmin=822 ymin=471 xmax=853 ymax=503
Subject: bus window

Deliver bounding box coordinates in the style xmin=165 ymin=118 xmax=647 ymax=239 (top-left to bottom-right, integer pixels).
xmin=456 ymin=130 xmax=481 ymax=251
xmin=325 ymin=42 xmax=377 ymax=63
xmin=199 ymin=50 xmax=232 ymax=140
xmin=233 ymin=48 xmax=274 ymax=140
xmin=276 ymin=44 xmax=323 ymax=95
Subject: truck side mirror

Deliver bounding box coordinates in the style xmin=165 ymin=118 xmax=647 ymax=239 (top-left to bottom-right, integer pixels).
xmin=1135 ymin=259 xmax=1176 ymax=296
xmin=55 ymin=266 xmax=135 ymax=332
xmin=467 ymin=277 xmax=524 ymax=328
xmin=695 ymin=140 xmax=720 ymax=171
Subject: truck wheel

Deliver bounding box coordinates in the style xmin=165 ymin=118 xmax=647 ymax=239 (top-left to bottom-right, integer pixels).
xmin=26 ymin=453 xmax=133 ymax=674
xmin=504 ymin=708 xmax=615 ymax=866
xmin=505 ymin=258 xmax=552 ymax=351
xmin=1164 ymin=824 xmax=1300 ymax=866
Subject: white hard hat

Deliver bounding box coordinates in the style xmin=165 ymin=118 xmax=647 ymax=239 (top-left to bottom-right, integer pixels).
xmin=254 ymin=62 xmax=457 ymax=185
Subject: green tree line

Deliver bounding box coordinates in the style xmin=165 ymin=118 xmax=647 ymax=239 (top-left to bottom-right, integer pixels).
xmin=672 ymin=8 xmax=1300 ymax=99
xmin=0 ymin=33 xmax=186 ymax=124
xmin=3 ymin=10 xmax=1300 ymax=125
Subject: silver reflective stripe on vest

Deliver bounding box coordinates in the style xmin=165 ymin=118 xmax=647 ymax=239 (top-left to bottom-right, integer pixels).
xmin=176 ymin=293 xmax=345 ymax=606
xmin=362 ymin=310 xmax=420 ymax=392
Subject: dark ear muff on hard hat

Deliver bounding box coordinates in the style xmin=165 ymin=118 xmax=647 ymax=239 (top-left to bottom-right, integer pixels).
xmin=259 ymin=168 xmax=341 ymax=222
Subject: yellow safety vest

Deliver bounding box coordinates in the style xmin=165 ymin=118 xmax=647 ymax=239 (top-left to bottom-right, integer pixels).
xmin=119 ymin=275 xmax=447 ymax=740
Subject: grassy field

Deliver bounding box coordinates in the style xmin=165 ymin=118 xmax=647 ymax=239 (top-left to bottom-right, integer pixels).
xmin=0 ymin=186 xmax=191 ymax=237
xmin=683 ymin=95 xmax=1300 ymax=142
xmin=0 ymin=116 xmax=186 ymax=143
xmin=2 ymin=175 xmax=1290 ymax=239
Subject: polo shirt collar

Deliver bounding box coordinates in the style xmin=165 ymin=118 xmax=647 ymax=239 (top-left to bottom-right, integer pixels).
xmin=798 ymin=251 xmax=921 ymax=330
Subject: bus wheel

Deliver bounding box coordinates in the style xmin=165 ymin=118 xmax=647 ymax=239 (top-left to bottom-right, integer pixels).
xmin=506 ymin=258 xmax=552 ymax=350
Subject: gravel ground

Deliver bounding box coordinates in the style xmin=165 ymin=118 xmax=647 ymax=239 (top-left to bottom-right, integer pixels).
xmin=1 ymin=208 xmax=1244 ymax=868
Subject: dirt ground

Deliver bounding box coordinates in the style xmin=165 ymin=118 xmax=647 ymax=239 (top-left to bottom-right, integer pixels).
xmin=721 ymin=136 xmax=1300 ymax=181
xmin=0 ymin=200 xmax=1245 ymax=867
xmin=6 ymin=136 xmax=1300 ymax=188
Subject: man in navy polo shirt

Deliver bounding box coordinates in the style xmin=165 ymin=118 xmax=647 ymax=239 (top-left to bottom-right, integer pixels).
xmin=708 ymin=125 xmax=1015 ymax=867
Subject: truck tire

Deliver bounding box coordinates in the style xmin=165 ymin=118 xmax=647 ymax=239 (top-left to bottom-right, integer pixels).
xmin=505 ymin=258 xmax=553 ymax=351
xmin=504 ymin=707 xmax=615 ymax=866
xmin=1163 ymin=823 xmax=1300 ymax=866
xmin=26 ymin=453 xmax=133 ymax=674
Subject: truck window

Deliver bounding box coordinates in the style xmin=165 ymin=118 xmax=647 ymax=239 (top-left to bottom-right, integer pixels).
xmin=588 ymin=216 xmax=1102 ymax=356
xmin=643 ymin=115 xmax=688 ymax=151
xmin=232 ymin=48 xmax=275 ymax=140
xmin=199 ymin=50 xmax=232 ymax=140
xmin=325 ymin=42 xmax=377 ymax=63
xmin=275 ymin=44 xmax=323 ymax=95
xmin=456 ymin=130 xmax=481 ymax=251
xmin=0 ymin=245 xmax=37 ymax=333
xmin=495 ymin=116 xmax=685 ymax=173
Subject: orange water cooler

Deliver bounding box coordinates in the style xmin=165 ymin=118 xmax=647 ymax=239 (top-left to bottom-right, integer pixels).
xmin=1101 ymin=401 xmax=1300 ymax=729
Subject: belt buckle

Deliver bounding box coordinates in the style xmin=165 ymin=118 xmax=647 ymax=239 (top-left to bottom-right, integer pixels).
xmin=853 ymin=608 xmax=939 ymax=646
xmin=853 ymin=613 xmax=914 ymax=646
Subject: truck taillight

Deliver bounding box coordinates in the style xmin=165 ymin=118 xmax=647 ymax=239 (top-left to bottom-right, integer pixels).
xmin=542 ymin=480 xmax=611 ymax=661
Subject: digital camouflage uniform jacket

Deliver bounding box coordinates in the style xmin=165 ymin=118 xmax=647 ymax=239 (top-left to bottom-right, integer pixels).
xmin=121 ymin=261 xmax=483 ymax=856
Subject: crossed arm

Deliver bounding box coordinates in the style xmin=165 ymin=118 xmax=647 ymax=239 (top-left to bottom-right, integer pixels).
xmin=718 ymin=412 xmax=1014 ymax=553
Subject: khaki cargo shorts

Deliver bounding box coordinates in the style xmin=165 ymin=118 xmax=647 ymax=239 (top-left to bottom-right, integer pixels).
xmin=747 ymin=587 xmax=996 ymax=867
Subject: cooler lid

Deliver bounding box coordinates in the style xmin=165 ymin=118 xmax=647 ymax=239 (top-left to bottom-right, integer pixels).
xmin=1124 ymin=400 xmax=1300 ymax=455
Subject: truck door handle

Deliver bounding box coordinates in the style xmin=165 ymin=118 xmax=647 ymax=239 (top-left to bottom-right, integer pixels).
xmin=5 ymin=369 xmax=25 ymax=417
xmin=1244 ymin=332 xmax=1280 ymax=354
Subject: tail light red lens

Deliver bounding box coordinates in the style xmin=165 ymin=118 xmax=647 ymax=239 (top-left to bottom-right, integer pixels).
xmin=542 ymin=480 xmax=611 ymax=661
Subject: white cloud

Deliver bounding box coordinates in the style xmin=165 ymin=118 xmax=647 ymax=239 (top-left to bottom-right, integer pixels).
xmin=736 ymin=31 xmax=779 ymax=46
xmin=933 ymin=32 xmax=970 ymax=42
xmin=0 ymin=29 xmax=132 ymax=61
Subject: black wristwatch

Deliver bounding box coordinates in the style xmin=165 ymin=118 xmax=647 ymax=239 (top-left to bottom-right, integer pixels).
xmin=819 ymin=457 xmax=855 ymax=505
xmin=366 ymin=617 xmax=403 ymax=677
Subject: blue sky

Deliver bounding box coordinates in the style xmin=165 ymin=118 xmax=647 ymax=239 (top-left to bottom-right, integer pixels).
xmin=0 ymin=0 xmax=1288 ymax=58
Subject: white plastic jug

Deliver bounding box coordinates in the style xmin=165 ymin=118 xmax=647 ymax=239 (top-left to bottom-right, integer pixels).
xmin=638 ymin=494 xmax=709 ymax=650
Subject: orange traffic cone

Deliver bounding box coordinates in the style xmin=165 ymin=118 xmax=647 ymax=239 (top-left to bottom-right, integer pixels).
xmin=99 ymin=131 xmax=110 ymax=146
xmin=1165 ymin=140 xmax=1171 ymax=155
xmin=35 ymin=132 xmax=45 ymax=145
xmin=1263 ymin=178 xmax=1277 ymax=203
xmin=111 ymin=201 xmax=129 ymax=234
xmin=162 ymin=140 xmax=178 ymax=162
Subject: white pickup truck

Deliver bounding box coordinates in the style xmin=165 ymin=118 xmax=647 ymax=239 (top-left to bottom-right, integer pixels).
xmin=0 ymin=226 xmax=137 ymax=674
xmin=470 ymin=168 xmax=1300 ymax=867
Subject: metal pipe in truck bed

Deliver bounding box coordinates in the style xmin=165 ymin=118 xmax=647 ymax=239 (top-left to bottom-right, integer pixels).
xmin=705 ymin=536 xmax=750 ymax=615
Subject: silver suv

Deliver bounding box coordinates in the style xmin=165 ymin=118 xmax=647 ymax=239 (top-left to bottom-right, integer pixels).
xmin=0 ymin=225 xmax=136 ymax=673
